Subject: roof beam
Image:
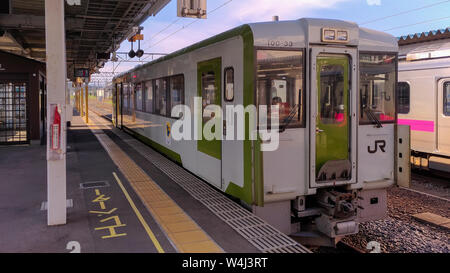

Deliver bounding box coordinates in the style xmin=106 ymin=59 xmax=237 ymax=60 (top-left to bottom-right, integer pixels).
xmin=0 ymin=14 xmax=84 ymax=30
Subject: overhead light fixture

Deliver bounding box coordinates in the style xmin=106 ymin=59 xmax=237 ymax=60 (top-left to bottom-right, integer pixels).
xmin=136 ymin=40 xmax=144 ymax=58
xmin=129 ymin=41 xmax=136 ymax=58
xmin=136 ymin=49 xmax=144 ymax=58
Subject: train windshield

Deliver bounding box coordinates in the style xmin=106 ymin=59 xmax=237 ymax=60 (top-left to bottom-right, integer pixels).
xmin=359 ymin=54 xmax=396 ymax=124
xmin=256 ymin=50 xmax=304 ymax=129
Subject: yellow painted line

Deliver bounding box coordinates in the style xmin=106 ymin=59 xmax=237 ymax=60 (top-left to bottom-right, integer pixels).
xmin=112 ymin=172 xmax=165 ymax=253
xmin=85 ymin=113 xmax=223 ymax=253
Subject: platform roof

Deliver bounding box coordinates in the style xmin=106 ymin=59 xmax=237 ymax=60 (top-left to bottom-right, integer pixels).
xmin=0 ymin=0 xmax=170 ymax=81
xmin=398 ymin=27 xmax=450 ymax=46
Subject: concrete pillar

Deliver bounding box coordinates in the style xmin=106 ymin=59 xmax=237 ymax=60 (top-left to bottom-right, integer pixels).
xmin=45 ymin=0 xmax=67 ymax=225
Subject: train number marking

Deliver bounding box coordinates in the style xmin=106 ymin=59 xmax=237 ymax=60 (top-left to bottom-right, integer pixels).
xmin=267 ymin=40 xmax=293 ymax=47
xmin=368 ymin=140 xmax=386 ymax=154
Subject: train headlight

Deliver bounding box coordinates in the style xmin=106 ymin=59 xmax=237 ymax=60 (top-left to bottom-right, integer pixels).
xmin=322 ymin=28 xmax=349 ymax=43
xmin=337 ymin=30 xmax=348 ymax=42
xmin=322 ymin=29 xmax=336 ymax=42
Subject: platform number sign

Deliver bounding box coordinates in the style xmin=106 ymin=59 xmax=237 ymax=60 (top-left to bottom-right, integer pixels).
xmin=366 ymin=241 xmax=381 ymax=253
xmin=66 ymin=241 xmax=81 ymax=253
xmin=177 ymin=0 xmax=207 ymax=19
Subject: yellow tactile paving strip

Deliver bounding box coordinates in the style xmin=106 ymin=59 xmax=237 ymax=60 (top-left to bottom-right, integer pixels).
xmin=85 ymin=114 xmax=223 ymax=253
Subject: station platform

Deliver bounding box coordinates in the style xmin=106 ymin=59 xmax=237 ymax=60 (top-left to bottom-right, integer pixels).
xmin=0 ymin=107 xmax=309 ymax=253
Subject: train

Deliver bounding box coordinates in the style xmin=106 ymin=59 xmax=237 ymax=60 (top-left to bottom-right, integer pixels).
xmin=112 ymin=18 xmax=407 ymax=246
xmin=398 ymin=38 xmax=450 ymax=173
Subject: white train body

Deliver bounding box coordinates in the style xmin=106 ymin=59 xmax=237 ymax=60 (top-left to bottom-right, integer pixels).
xmin=398 ymin=38 xmax=450 ymax=172
xmin=112 ymin=18 xmax=403 ymax=245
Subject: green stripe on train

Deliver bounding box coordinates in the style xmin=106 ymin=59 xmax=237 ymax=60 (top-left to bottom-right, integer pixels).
xmin=123 ymin=126 xmax=182 ymax=165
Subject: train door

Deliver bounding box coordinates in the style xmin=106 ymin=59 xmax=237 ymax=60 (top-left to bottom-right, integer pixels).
xmin=221 ymin=67 xmax=240 ymax=191
xmin=310 ymin=48 xmax=357 ymax=188
xmin=197 ymin=57 xmax=222 ymax=188
xmin=438 ymin=79 xmax=450 ymax=155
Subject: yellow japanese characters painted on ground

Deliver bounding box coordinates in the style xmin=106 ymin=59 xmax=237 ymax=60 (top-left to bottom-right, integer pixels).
xmin=90 ymin=188 xmax=126 ymax=239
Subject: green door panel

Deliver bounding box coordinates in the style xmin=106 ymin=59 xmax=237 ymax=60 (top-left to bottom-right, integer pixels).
xmin=316 ymin=56 xmax=350 ymax=177
xmin=197 ymin=57 xmax=222 ymax=160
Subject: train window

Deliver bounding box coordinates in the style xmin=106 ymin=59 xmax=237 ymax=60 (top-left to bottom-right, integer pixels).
xmin=144 ymin=80 xmax=153 ymax=113
xmin=154 ymin=78 xmax=168 ymax=116
xmin=318 ymin=62 xmax=346 ymax=125
xmin=202 ymin=71 xmax=218 ymax=124
xmin=445 ymin=82 xmax=450 ymax=116
xmin=256 ymin=50 xmax=304 ymax=128
xmin=224 ymin=67 xmax=234 ymax=101
xmin=169 ymin=75 xmax=185 ymax=118
xmin=135 ymin=83 xmax=143 ymax=111
xmin=359 ymin=54 xmax=396 ymax=124
xmin=397 ymin=82 xmax=410 ymax=114
xmin=122 ymin=83 xmax=128 ymax=113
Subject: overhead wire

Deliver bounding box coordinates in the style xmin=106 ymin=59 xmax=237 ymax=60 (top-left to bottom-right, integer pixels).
xmin=360 ymin=0 xmax=450 ymax=25
xmin=139 ymin=0 xmax=233 ymax=62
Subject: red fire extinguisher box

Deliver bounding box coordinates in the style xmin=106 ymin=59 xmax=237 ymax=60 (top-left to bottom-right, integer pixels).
xmin=47 ymin=103 xmax=64 ymax=161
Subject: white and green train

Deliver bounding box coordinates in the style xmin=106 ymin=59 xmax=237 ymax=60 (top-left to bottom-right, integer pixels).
xmin=112 ymin=18 xmax=405 ymax=245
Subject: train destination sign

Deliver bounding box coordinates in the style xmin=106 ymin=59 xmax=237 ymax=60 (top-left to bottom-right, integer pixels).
xmin=74 ymin=68 xmax=89 ymax=78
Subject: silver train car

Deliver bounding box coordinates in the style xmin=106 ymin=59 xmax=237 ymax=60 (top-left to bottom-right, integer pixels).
xmin=398 ymin=38 xmax=450 ymax=172
xmin=112 ymin=18 xmax=405 ymax=246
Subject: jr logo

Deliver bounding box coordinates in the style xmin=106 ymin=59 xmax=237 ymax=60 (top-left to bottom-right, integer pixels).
xmin=368 ymin=140 xmax=386 ymax=154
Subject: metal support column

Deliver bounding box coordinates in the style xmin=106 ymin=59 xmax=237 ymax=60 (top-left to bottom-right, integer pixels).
xmin=85 ymin=83 xmax=89 ymax=123
xmin=78 ymin=88 xmax=81 ymax=113
xmin=80 ymin=85 xmax=84 ymax=117
xmin=45 ymin=0 xmax=67 ymax=226
xmin=78 ymin=89 xmax=81 ymax=113
xmin=75 ymin=89 xmax=78 ymax=112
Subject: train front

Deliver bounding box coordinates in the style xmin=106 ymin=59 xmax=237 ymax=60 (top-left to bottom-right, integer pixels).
xmin=252 ymin=18 xmax=401 ymax=245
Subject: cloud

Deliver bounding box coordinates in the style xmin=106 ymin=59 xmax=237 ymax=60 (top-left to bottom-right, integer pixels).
xmin=367 ymin=0 xmax=381 ymax=6
xmin=231 ymin=0 xmax=350 ymax=23
xmin=145 ymin=0 xmax=352 ymax=52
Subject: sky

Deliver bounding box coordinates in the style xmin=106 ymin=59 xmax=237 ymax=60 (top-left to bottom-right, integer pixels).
xmin=99 ymin=0 xmax=450 ymax=76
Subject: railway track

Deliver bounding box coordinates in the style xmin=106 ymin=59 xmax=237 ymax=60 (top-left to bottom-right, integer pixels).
xmin=315 ymin=241 xmax=366 ymax=253
xmin=410 ymin=169 xmax=450 ymax=201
